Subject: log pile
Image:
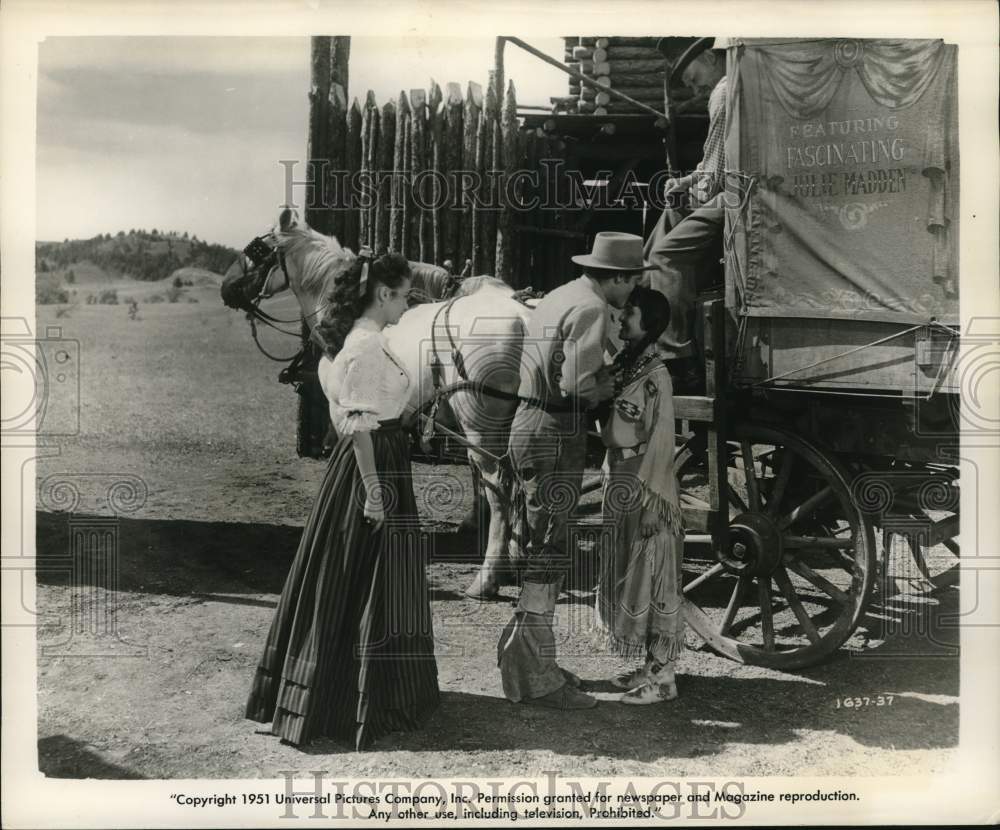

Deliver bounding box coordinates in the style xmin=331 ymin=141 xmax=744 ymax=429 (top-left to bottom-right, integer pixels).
xmin=558 ymin=36 xmax=666 ymax=115
xmin=551 ymin=36 xmax=707 ymax=115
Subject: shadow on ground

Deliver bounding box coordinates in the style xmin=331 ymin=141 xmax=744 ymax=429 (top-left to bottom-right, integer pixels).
xmin=35 ymin=511 xmax=512 ymax=598
xmin=36 ymin=510 xmax=607 ymax=600
xmin=38 ymin=736 xmax=147 ymax=779
xmin=286 ymin=650 xmax=958 ymax=762
xmin=36 ymin=510 xmax=959 ymax=779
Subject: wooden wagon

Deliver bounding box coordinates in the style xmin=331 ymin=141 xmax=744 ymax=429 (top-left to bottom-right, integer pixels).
xmin=664 ymin=36 xmax=961 ymax=669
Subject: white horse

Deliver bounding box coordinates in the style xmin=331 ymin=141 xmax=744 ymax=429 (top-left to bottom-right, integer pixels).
xmin=221 ymin=208 xmax=531 ymax=599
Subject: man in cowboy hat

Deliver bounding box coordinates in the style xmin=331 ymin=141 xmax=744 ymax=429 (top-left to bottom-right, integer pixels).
xmin=643 ymin=37 xmax=730 ymax=391
xmin=497 ymin=231 xmax=654 ymax=710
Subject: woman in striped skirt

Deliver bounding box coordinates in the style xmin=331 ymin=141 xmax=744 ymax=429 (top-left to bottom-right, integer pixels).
xmin=245 ymin=251 xmax=439 ymax=750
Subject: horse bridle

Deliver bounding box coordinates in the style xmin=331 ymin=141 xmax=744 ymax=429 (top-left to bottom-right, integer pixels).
xmin=241 ymin=234 xmax=300 ymax=324
xmin=238 ymin=233 xmax=312 ymax=361
xmin=240 ymin=231 xmax=348 ymax=363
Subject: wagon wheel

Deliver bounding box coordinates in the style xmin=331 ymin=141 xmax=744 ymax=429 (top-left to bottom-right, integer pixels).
xmin=676 ymin=422 xmax=877 ymax=670
xmin=881 ymin=524 xmax=959 ymax=593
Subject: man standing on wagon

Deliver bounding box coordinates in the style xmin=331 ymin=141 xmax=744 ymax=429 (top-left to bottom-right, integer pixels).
xmin=643 ymin=37 xmax=730 ymax=391
xmin=497 ymin=232 xmax=649 ymax=710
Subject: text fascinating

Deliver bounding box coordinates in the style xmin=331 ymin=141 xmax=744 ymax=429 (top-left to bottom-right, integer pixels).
xmin=786 ymin=137 xmax=905 ymax=170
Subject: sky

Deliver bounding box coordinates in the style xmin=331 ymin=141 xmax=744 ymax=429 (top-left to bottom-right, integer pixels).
xmin=36 ymin=35 xmax=566 ymax=249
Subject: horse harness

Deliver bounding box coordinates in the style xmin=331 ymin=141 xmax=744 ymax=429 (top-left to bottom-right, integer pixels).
xmin=417 ymin=296 xmax=576 ymax=455
xmin=419 ymin=297 xmax=516 ymax=453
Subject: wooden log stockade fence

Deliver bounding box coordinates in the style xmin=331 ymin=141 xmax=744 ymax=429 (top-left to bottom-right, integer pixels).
xmin=304 ymin=36 xmax=554 ymax=285
xmin=303 ymin=35 xmax=684 ymax=287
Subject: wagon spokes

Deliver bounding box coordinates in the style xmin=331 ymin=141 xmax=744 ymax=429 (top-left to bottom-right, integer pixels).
xmin=765 ymin=452 xmax=794 ymax=518
xmin=777 ymin=485 xmax=834 ymax=531
xmin=783 ymin=534 xmax=855 ymax=550
xmin=740 ymin=440 xmax=763 ymax=513
xmin=681 ymin=561 xmax=726 ymax=595
xmin=784 ymin=557 xmax=850 ymax=605
xmin=727 ymin=485 xmax=749 ymax=516
xmin=719 ymin=576 xmax=750 ymax=635
xmin=774 ymin=566 xmax=822 ymax=644
xmin=677 ymin=422 xmax=876 ymax=670
xmin=757 ymin=576 xmax=776 ymax=650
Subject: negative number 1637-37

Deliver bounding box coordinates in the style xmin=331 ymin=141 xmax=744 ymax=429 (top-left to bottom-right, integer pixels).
xmin=835 ymin=695 xmax=895 ymax=709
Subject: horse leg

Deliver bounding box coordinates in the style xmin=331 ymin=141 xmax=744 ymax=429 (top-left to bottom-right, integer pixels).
xmin=457 ymin=464 xmax=489 ymax=534
xmin=463 ymin=450 xmax=516 ymax=601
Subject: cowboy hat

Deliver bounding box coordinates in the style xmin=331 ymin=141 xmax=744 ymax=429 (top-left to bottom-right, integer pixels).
xmin=668 ymin=36 xmax=716 ymax=86
xmin=571 ymin=232 xmax=657 ymax=272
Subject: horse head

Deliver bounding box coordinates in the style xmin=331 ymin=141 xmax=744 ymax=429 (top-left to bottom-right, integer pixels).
xmin=219 ymin=233 xmax=285 ymax=314
xmin=221 ymin=207 xmax=460 ymax=319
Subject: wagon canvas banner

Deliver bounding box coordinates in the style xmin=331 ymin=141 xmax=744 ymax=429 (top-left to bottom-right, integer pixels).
xmin=727 ymin=38 xmax=959 ymax=324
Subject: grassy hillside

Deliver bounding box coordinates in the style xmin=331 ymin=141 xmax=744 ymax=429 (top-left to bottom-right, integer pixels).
xmin=35 ymin=230 xmax=238 ymax=305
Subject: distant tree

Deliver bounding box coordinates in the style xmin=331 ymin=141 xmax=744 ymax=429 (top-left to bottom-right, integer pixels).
xmin=37 ymin=259 xmax=49 ymax=273
xmin=117 ymin=230 xmax=125 ymax=238
xmin=65 ymin=268 xmax=76 ymax=284
xmin=182 ymin=231 xmax=189 ymax=240
xmin=36 ymin=273 xmax=69 ymax=304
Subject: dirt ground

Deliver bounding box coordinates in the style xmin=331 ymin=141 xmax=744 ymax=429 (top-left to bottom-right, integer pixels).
xmin=33 ymin=299 xmax=960 ymax=779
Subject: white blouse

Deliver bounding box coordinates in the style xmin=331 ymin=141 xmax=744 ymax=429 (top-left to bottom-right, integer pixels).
xmin=318 ymin=317 xmax=412 ymax=435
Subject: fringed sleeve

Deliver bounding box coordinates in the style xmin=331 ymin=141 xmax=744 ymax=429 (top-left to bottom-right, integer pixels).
xmin=635 ymin=367 xmax=684 ymax=535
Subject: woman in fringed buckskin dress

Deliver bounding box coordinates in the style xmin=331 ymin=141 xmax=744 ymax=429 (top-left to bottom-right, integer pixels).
xmin=245 ymin=250 xmax=439 ymax=749
xmin=597 ymin=286 xmax=686 ymax=704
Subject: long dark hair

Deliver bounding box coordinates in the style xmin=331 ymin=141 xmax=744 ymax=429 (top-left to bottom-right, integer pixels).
xmin=312 ymin=251 xmax=410 ymax=358
xmin=613 ymin=285 xmax=672 ymax=370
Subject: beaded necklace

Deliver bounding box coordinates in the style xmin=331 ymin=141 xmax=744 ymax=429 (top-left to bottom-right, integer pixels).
xmin=613 ymin=344 xmax=661 ymax=396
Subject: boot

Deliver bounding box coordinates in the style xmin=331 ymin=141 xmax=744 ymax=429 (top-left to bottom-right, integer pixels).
xmin=611 ymin=663 xmax=651 ymax=690
xmin=501 ymin=582 xmax=594 ymax=705
xmin=619 ymin=659 xmax=678 ymax=705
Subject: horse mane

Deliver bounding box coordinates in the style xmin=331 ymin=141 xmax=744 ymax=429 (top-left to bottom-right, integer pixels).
xmin=275 ymin=225 xmax=355 ymax=295
xmin=275 ymin=223 xmax=513 ymax=302
xmin=454 ymin=275 xmax=511 ymax=297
